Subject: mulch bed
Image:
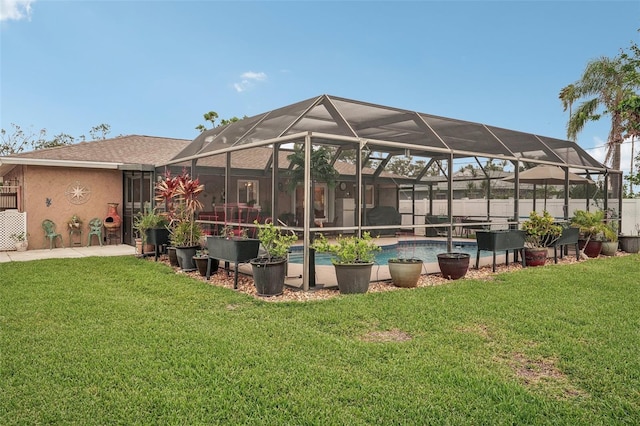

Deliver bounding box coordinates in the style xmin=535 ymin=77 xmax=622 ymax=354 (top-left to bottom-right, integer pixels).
xmin=148 ymin=251 xmax=629 ymax=302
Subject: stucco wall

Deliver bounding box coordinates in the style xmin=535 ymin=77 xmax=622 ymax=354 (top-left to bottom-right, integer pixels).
xmin=24 ymin=166 xmax=122 ymax=249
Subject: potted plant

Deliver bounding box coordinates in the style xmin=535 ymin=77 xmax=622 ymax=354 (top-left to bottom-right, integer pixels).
xmin=10 ymin=231 xmax=29 ymax=252
xmin=600 ymin=219 xmax=619 ymax=256
xmin=570 ymin=209 xmax=607 ymax=258
xmin=437 ymin=252 xmax=471 ymax=280
xmin=312 ymin=232 xmax=381 ymax=294
xmin=387 ymin=241 xmax=423 ymax=288
xmin=619 ymin=224 xmax=640 ymax=253
xmin=67 ymin=214 xmax=82 ymax=230
xmin=521 ymin=210 xmax=562 ymax=266
xmin=250 ymin=221 xmax=298 ymax=296
xmin=133 ymin=208 xmax=170 ymax=258
xmin=193 ymin=249 xmax=218 ymax=277
xmin=207 ymin=225 xmax=260 ymax=289
xmin=161 ymin=169 xmax=205 ymax=271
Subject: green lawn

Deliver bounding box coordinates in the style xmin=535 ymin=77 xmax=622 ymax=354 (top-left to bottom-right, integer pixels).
xmin=1 ymin=255 xmax=639 ymax=425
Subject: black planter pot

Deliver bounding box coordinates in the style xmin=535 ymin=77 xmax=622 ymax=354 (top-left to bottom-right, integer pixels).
xmin=175 ymin=245 xmax=199 ymax=271
xmin=333 ymin=263 xmax=373 ymax=294
xmin=167 ymin=246 xmax=179 ymax=267
xmin=619 ymin=235 xmax=640 ymax=253
xmin=251 ymin=257 xmax=287 ymax=296
xmin=194 ymin=256 xmax=219 ymax=277
xmin=144 ymin=227 xmax=170 ymax=261
xmin=437 ymin=252 xmax=470 ymax=280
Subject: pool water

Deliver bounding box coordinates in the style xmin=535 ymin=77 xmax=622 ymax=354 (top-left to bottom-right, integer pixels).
xmin=288 ymin=240 xmax=486 ymax=266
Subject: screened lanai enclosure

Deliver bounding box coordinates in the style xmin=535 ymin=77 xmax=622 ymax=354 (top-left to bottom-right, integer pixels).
xmin=161 ymin=95 xmax=622 ymax=290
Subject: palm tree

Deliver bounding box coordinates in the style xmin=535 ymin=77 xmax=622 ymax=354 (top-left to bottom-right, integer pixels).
xmin=559 ymin=83 xmax=578 ymax=134
xmin=561 ymin=55 xmax=631 ymax=171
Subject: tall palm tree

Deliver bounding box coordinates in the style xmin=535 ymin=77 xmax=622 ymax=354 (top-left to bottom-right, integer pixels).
xmin=561 ymin=55 xmax=633 ymax=171
xmin=558 ymin=84 xmax=578 ymax=134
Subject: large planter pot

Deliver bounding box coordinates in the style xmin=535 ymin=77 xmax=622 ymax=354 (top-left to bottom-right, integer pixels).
xmin=600 ymin=241 xmax=619 ymax=256
xmin=251 ymin=257 xmax=287 ymax=296
xmin=145 ymin=227 xmax=170 ymax=246
xmin=524 ymin=247 xmax=547 ymax=267
xmin=333 ymin=262 xmax=373 ymax=294
xmin=619 ymin=235 xmax=640 ymax=253
xmin=15 ymin=241 xmax=28 ymax=252
xmin=437 ymin=252 xmax=470 ymax=280
xmin=175 ymin=245 xmax=199 ymax=271
xmin=388 ymin=258 xmax=423 ymax=288
xmin=194 ymin=256 xmax=218 ymax=277
xmin=578 ymin=239 xmax=602 ymax=258
xmin=167 ymin=246 xmax=179 ymax=267
xmin=207 ymin=236 xmax=260 ymax=263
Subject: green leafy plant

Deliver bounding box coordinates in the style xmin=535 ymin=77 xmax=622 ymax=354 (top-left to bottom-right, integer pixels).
xmin=521 ymin=210 xmax=562 ymax=248
xmin=312 ymin=232 xmax=381 ymax=264
xmin=571 ymin=209 xmax=607 ymax=241
xmin=254 ymin=221 xmax=297 ymax=261
xmin=10 ymin=231 xmax=29 ymax=242
xmin=133 ymin=208 xmax=169 ymax=241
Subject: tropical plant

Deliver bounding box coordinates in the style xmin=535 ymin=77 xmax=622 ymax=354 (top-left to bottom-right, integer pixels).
xmin=254 ymin=221 xmax=297 ymax=261
xmin=521 ymin=210 xmax=562 ymax=248
xmin=133 ymin=208 xmax=169 ymax=241
xmin=158 ymin=169 xmax=204 ymax=247
xmin=570 ymin=209 xmax=607 ymax=242
xmin=560 ymin=41 xmax=640 ymax=174
xmin=311 ymin=232 xmax=381 ymax=265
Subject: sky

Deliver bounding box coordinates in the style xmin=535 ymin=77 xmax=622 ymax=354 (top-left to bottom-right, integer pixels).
xmin=1 ymin=0 xmax=639 ymax=172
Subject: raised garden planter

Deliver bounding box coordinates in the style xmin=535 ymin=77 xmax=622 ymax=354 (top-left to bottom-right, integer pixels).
xmin=475 ymin=230 xmax=526 ymax=272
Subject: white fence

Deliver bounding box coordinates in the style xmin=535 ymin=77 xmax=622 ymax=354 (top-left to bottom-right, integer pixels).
xmin=0 ymin=210 xmax=27 ymax=251
xmin=399 ymin=198 xmax=640 ymax=236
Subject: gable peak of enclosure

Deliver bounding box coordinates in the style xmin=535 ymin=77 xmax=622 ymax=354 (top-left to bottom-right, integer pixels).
xmin=168 ymin=94 xmax=606 ymax=173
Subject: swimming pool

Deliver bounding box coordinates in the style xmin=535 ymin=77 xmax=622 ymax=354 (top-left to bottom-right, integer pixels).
xmin=288 ymin=240 xmax=487 ymax=266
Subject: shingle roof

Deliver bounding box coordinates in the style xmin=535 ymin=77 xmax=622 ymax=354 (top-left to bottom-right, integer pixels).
xmin=13 ymin=135 xmax=190 ymax=166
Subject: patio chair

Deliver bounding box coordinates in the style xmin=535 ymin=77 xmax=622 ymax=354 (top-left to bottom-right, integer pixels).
xmin=87 ymin=217 xmax=103 ymax=247
xmin=42 ymin=219 xmax=64 ymax=249
xmin=553 ymin=227 xmax=579 ymax=263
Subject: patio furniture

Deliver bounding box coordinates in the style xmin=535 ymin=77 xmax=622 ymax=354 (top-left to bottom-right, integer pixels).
xmin=87 ymin=218 xmax=103 ymax=247
xmin=553 ymin=227 xmax=579 ymax=263
xmin=42 ymin=219 xmax=64 ymax=249
xmin=364 ymin=206 xmax=402 ymax=236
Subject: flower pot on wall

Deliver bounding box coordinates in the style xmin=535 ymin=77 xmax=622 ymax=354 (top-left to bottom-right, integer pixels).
xmin=388 ymin=258 xmax=423 ymax=288
xmin=437 ymin=252 xmax=470 ymax=280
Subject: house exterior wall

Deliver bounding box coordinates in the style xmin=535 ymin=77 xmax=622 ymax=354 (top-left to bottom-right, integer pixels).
xmin=23 ymin=166 xmax=122 ymax=249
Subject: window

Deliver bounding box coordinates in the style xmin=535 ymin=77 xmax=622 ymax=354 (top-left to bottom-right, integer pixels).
xmin=364 ymin=185 xmax=374 ymax=208
xmin=238 ymin=180 xmax=259 ymax=205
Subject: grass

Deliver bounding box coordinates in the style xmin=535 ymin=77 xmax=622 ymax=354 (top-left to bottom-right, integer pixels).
xmin=1 ymin=255 xmax=639 ymax=424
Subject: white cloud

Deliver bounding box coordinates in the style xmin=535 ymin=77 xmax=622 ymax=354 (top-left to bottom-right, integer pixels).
xmin=233 ymin=71 xmax=267 ymax=93
xmin=0 ymin=0 xmax=34 ymax=22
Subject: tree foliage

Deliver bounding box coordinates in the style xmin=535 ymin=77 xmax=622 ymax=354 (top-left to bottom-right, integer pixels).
xmin=1 ymin=123 xmax=111 ymax=156
xmin=559 ymin=38 xmax=640 ymax=171
xmin=195 ymin=111 xmax=242 ymax=133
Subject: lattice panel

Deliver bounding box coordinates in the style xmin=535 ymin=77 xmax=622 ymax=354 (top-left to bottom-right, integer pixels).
xmin=0 ymin=210 xmax=27 ymax=251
